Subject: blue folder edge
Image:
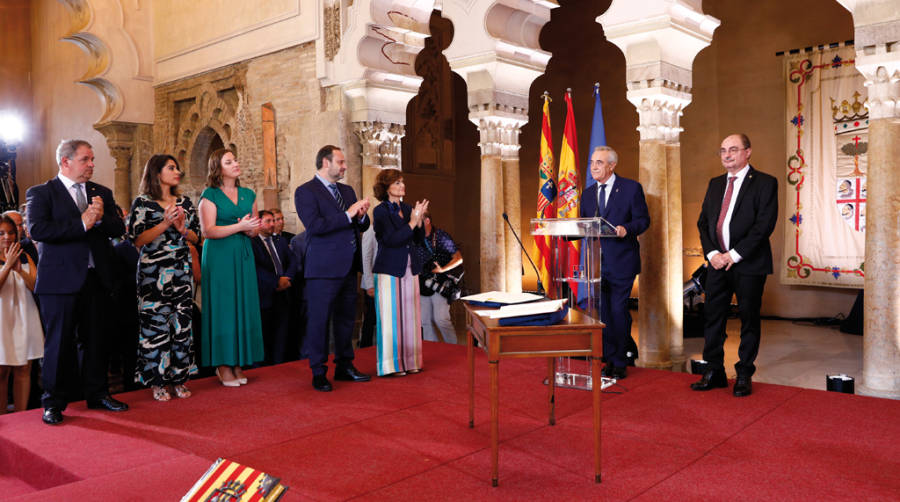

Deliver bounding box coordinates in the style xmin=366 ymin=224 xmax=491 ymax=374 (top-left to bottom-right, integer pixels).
xmin=497 ymin=305 xmax=569 ymax=327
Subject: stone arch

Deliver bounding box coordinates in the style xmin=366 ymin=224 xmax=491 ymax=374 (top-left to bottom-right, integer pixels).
xmin=189 ymin=127 xmax=225 ymax=184
xmin=173 ymin=84 xmax=239 ymax=183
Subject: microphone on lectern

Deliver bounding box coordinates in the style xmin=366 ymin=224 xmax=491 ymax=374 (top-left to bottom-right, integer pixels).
xmin=502 ymin=212 xmax=546 ymax=296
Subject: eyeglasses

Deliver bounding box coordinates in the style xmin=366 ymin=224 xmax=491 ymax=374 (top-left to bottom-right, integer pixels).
xmin=719 ymin=147 xmax=746 ymax=156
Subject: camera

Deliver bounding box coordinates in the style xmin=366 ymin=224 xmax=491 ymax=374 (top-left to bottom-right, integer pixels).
xmin=424 ymin=271 xmax=464 ymax=301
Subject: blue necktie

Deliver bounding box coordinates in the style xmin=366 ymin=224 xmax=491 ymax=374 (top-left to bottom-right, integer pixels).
xmin=596 ymin=184 xmax=607 ymax=217
xmin=265 ymin=237 xmax=284 ymax=276
xmin=329 ymin=183 xmax=345 ymax=210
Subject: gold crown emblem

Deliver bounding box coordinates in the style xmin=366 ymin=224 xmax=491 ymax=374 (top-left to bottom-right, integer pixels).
xmin=831 ymin=91 xmax=868 ymax=124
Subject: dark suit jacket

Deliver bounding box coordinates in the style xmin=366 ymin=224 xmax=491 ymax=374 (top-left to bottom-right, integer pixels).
xmin=289 ymin=231 xmax=307 ymax=276
xmin=20 ymin=238 xmax=39 ymax=264
xmin=372 ymin=201 xmax=424 ymax=278
xmin=294 ymin=177 xmax=369 ymax=279
xmin=26 ymin=177 xmax=124 ymax=294
xmin=251 ymin=233 xmax=299 ymax=309
xmin=580 ymin=176 xmax=650 ymax=279
xmin=697 ymin=166 xmax=778 ymax=275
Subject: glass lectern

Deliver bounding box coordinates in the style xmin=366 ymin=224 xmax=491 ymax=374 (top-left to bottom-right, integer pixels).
xmin=531 ymin=217 xmax=617 ymax=390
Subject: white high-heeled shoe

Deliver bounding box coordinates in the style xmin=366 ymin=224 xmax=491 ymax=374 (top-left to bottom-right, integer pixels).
xmin=216 ymin=368 xmax=240 ymax=387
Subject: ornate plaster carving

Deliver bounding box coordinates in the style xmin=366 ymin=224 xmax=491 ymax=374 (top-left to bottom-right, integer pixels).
xmin=59 ymin=0 xmax=153 ymax=125
xmin=474 ymin=118 xmax=525 ymax=158
xmin=173 ymin=83 xmax=240 ymax=181
xmin=324 ymin=3 xmax=342 ymax=61
xmin=94 ymin=121 xmax=137 ymax=207
xmin=599 ymin=0 xmax=719 ymax=142
xmin=353 ymin=121 xmax=405 ymax=168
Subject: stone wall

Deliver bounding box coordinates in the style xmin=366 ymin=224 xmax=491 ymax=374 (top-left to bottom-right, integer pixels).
xmin=152 ymin=42 xmax=354 ymax=233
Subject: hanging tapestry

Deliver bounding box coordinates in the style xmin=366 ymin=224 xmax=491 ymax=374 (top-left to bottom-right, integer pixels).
xmin=782 ymin=44 xmax=866 ymax=288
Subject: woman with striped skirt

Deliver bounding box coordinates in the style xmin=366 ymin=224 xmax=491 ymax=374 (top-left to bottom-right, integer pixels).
xmin=371 ymin=169 xmax=428 ymax=376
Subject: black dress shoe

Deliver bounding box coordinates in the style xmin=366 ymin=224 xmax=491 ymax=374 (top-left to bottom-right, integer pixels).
xmin=690 ymin=369 xmax=728 ymax=391
xmin=86 ymin=395 xmax=129 ymax=412
xmin=733 ymin=376 xmax=752 ymax=397
xmin=42 ymin=408 xmax=63 ymax=425
xmin=334 ymin=365 xmax=371 ymax=382
xmin=601 ymin=365 xmax=627 ymax=379
xmin=312 ymin=375 xmax=333 ymax=392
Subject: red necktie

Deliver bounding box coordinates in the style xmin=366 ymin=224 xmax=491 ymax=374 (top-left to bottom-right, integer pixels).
xmin=716 ymin=176 xmax=737 ymax=252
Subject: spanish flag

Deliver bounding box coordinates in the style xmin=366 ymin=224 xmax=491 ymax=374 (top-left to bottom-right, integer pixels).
xmin=557 ymin=90 xmax=580 ymax=295
xmin=532 ymin=93 xmax=556 ymax=295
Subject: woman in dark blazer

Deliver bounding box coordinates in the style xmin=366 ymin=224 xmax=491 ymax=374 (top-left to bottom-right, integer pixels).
xmin=372 ymin=168 xmax=428 ymax=376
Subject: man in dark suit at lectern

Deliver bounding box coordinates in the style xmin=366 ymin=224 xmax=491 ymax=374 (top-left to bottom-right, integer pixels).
xmin=693 ymin=134 xmax=777 ymax=397
xmin=26 ymin=139 xmax=129 ymax=425
xmin=294 ymin=145 xmax=371 ymax=392
xmin=580 ymin=146 xmax=649 ymax=380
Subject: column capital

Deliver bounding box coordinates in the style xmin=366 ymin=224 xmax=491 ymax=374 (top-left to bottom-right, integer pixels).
xmin=353 ymin=121 xmax=405 ymax=169
xmin=473 ymin=117 xmax=527 ymax=158
xmin=627 ymin=86 xmax=692 ymax=143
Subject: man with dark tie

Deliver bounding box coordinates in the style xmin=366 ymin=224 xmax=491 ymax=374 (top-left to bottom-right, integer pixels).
xmin=693 ymin=134 xmax=777 ymax=397
xmin=294 ymin=145 xmax=371 ymax=392
xmin=26 ymin=139 xmax=128 ymax=425
xmin=251 ymin=209 xmax=299 ymax=365
xmin=579 ymin=146 xmax=649 ymax=380
xmin=271 ymin=208 xmax=295 ymax=241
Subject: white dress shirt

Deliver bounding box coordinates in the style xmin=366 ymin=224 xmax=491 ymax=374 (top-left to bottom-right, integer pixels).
xmin=707 ymin=164 xmax=750 ymax=263
xmin=596 ymin=174 xmax=615 ymax=210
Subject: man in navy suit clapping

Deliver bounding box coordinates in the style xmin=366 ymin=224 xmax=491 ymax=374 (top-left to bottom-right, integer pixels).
xmin=579 ymin=146 xmax=650 ymax=380
xmin=294 ymin=145 xmax=371 ymax=392
xmin=26 ymin=139 xmax=128 ymax=425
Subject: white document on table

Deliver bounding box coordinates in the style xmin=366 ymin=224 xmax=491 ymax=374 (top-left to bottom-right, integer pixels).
xmin=461 ymin=291 xmax=545 ymax=305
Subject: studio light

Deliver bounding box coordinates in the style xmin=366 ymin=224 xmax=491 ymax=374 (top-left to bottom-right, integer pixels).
xmin=0 ymin=110 xmax=25 ymax=211
xmin=0 ymin=111 xmax=25 ymax=145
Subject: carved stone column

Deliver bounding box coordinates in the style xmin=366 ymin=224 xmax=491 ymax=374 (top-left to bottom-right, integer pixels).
xmin=476 ymin=119 xmax=505 ymax=293
xmin=353 ymin=121 xmax=405 ymax=208
xmin=850 ymin=32 xmax=900 ymax=398
xmin=630 ymin=91 xmax=691 ymax=370
xmin=500 ymin=123 xmax=524 ymax=293
xmin=599 ymin=2 xmax=720 ymax=371
xmin=94 ymin=121 xmax=138 ymax=209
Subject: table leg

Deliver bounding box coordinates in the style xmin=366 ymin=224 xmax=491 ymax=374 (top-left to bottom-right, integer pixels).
xmin=592 ymin=354 xmax=602 ymax=483
xmin=490 ymin=359 xmax=499 ymax=487
xmin=548 ymin=358 xmax=556 ymax=426
xmin=468 ymin=329 xmax=475 ymax=428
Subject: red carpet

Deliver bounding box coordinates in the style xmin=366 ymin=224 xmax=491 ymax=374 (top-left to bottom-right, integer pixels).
xmin=2 ymin=342 xmax=899 ymax=501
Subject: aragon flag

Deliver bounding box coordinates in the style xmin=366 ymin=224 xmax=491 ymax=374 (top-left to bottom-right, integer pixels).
xmin=532 ymin=92 xmax=556 ymax=295
xmin=556 ymin=90 xmax=581 ymax=296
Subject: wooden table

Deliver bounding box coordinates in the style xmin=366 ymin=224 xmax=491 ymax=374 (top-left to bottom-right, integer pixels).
xmin=465 ymin=302 xmax=604 ymax=486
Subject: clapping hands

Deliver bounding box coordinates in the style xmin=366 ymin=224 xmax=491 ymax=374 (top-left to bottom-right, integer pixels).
xmin=238 ymin=213 xmax=260 ymax=235
xmin=164 ymin=205 xmax=187 ymax=234
xmin=409 ymin=199 xmax=429 ymax=228
xmin=1 ymin=242 xmax=22 ymax=272
xmin=81 ymin=196 xmax=104 ymax=229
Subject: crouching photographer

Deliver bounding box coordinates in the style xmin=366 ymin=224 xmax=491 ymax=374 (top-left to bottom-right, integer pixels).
xmin=416 ymin=212 xmax=463 ymax=344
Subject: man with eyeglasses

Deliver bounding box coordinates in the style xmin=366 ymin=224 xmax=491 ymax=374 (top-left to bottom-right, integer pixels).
xmin=693 ymin=134 xmax=777 ymax=397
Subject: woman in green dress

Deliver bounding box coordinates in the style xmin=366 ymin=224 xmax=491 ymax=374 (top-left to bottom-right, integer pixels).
xmin=197 ymin=148 xmax=264 ymax=386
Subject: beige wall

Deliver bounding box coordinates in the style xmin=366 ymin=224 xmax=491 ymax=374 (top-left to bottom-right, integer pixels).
xmin=29 ymin=0 xmax=116 ymax=189
xmin=153 ymin=0 xmax=318 ymax=84
xmin=518 ymin=0 xmax=859 ymax=318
